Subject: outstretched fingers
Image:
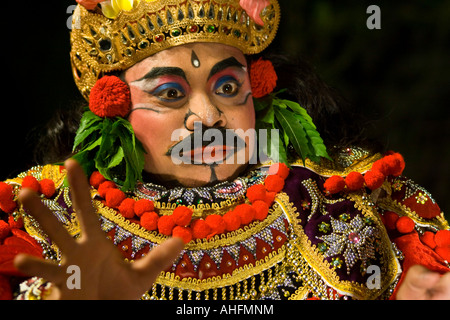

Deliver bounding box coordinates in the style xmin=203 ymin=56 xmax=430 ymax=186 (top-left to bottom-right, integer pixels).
xmin=14 ymin=254 xmax=65 ymax=285
xmin=19 ymin=188 xmax=76 ymax=253
xmin=64 ymin=159 xmax=103 ymax=240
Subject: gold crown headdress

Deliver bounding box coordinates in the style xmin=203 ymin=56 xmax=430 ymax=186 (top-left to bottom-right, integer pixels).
xmin=70 ymin=0 xmax=281 ymax=100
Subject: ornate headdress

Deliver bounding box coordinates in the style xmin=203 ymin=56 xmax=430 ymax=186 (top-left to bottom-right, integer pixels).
xmin=71 ymin=0 xmax=281 ymax=100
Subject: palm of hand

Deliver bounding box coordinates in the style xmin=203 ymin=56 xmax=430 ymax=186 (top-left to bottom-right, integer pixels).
xmin=14 ymin=159 xmax=183 ymax=300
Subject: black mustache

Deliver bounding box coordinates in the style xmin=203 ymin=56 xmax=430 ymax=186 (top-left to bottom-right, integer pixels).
xmin=166 ymin=126 xmax=247 ymax=164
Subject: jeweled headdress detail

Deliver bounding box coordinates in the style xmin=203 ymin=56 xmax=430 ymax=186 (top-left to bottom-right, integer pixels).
xmin=71 ymin=0 xmax=281 ymax=100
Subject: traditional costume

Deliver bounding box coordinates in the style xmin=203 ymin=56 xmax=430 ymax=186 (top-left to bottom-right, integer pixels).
xmin=0 ymin=0 xmax=448 ymax=300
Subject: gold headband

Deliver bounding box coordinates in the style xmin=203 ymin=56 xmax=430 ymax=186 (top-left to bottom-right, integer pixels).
xmin=70 ymin=0 xmax=281 ymax=100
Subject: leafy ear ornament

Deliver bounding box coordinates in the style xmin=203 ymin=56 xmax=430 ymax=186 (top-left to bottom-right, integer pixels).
xmin=250 ymin=58 xmax=331 ymax=164
xmin=71 ymin=75 xmax=146 ymax=191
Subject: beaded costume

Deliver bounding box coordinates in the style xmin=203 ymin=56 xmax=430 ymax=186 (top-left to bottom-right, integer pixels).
xmin=0 ymin=0 xmax=449 ymax=300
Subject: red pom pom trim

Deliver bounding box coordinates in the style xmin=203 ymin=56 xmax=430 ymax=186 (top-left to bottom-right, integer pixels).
xmin=223 ymin=211 xmax=242 ymax=232
xmin=323 ymin=175 xmax=345 ymax=194
xmin=246 ymin=184 xmax=266 ymax=203
xmin=105 ymin=188 xmax=126 ymax=209
xmin=98 ymin=181 xmax=117 ymax=198
xmin=89 ymin=76 xmax=131 ymax=118
xmin=88 ymin=163 xmax=290 ymax=242
xmin=191 ymin=219 xmax=211 ymax=239
xmin=118 ymin=198 xmax=136 ymax=219
xmin=268 ymin=163 xmax=290 ymax=179
xmin=172 ymin=206 xmax=193 ymax=227
xmin=395 ymin=216 xmax=415 ymax=234
xmin=158 ymin=215 xmax=176 ymax=236
xmin=22 ymin=176 xmax=40 ymax=193
xmin=205 ymin=215 xmax=227 ymax=238
xmin=140 ymin=211 xmax=159 ymax=231
xmin=172 ymin=226 xmax=193 ymax=244
xmin=89 ymin=171 xmax=106 ymax=189
xmin=323 ymin=152 xmax=406 ymax=194
xmin=345 ymin=172 xmax=365 ymax=191
xmin=264 ymin=174 xmax=285 ymax=193
xmin=39 ymin=179 xmax=56 ymax=198
xmin=364 ymin=170 xmax=385 ymax=190
xmin=134 ymin=199 xmax=155 ymax=217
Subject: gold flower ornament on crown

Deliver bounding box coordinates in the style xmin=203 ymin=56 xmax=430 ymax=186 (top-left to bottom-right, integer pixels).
xmin=70 ymin=0 xmax=281 ymax=101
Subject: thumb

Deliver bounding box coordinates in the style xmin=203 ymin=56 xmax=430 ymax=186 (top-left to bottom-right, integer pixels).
xmin=132 ymin=237 xmax=184 ymax=281
xmin=397 ymin=265 xmax=441 ymax=300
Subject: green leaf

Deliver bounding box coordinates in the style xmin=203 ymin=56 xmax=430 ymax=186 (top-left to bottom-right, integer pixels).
xmin=73 ymin=111 xmax=103 ymax=151
xmin=261 ymin=105 xmax=275 ymax=125
xmin=274 ymin=105 xmax=312 ymax=162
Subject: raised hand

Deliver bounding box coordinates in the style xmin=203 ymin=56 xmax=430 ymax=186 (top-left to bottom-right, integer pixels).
xmin=14 ymin=159 xmax=184 ymax=300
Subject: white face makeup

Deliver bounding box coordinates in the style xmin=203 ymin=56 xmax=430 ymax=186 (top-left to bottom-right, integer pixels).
xmin=124 ymin=43 xmax=256 ymax=187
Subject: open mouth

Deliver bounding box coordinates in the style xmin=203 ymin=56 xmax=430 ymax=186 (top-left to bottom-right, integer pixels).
xmin=167 ymin=127 xmax=246 ymax=165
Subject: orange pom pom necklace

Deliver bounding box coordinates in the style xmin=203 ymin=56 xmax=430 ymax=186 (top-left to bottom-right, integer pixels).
xmin=91 ymin=163 xmax=289 ymax=244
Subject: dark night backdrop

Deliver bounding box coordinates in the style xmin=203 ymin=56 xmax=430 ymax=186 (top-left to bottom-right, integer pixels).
xmin=1 ymin=0 xmax=449 ymax=218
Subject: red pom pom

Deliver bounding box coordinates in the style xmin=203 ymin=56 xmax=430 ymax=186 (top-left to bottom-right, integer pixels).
xmin=364 ymin=170 xmax=385 ymax=190
xmin=264 ymin=175 xmax=285 ymax=193
xmin=172 ymin=206 xmax=193 ymax=227
xmin=246 ymin=184 xmax=266 ymax=203
xmin=323 ymin=175 xmax=345 ymax=194
xmin=383 ymin=211 xmax=399 ymax=230
xmin=234 ymin=204 xmax=256 ymax=225
xmin=268 ymin=163 xmax=290 ymax=179
xmin=0 ymin=220 xmax=11 ymax=241
xmin=252 ymin=200 xmax=270 ymax=221
xmin=371 ymin=159 xmax=390 ymax=176
xmin=39 ymin=179 xmax=56 ymax=198
xmin=22 ymin=176 xmax=40 ymax=193
xmin=158 ymin=215 xmax=175 ymax=236
xmin=105 ymin=188 xmax=126 ymax=209
xmin=435 ymin=246 xmax=450 ymax=261
xmin=391 ymin=153 xmax=405 ymax=176
xmin=191 ymin=219 xmax=211 ymax=239
xmin=264 ymin=191 xmax=276 ymax=206
xmin=140 ymin=211 xmax=159 ymax=231
xmin=205 ymin=215 xmax=226 ymax=238
xmin=0 ymin=199 xmax=16 ymax=214
xmin=345 ymin=172 xmax=365 ymax=191
xmin=383 ymin=153 xmax=405 ymax=177
xmin=98 ymin=181 xmax=117 ymax=198
xmin=118 ymin=198 xmax=136 ymax=219
xmin=223 ymin=211 xmax=241 ymax=232
xmin=89 ymin=76 xmax=131 ymax=118
xmin=89 ymin=171 xmax=106 ymax=189
xmin=8 ymin=215 xmax=23 ymax=229
xmin=435 ymin=230 xmax=450 ymax=248
xmin=172 ymin=226 xmax=193 ymax=244
xmin=0 ymin=182 xmax=13 ymax=203
xmin=250 ymin=58 xmax=278 ymax=98
xmin=134 ymin=199 xmax=155 ymax=217
xmin=396 ymin=216 xmax=415 ymax=234
xmin=420 ymin=231 xmax=436 ymax=249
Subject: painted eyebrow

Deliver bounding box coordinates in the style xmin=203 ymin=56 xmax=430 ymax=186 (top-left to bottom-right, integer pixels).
xmin=132 ymin=67 xmax=188 ymax=83
xmin=207 ymin=57 xmax=245 ymax=81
